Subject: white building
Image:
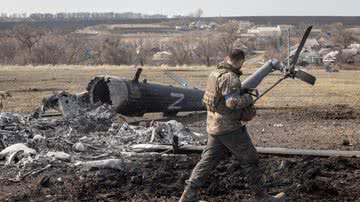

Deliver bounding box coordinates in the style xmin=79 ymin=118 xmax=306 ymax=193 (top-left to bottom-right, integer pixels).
xmin=247 ymin=25 xmax=282 ymax=37
xmin=304 ymin=39 xmax=321 ymax=50
xmin=323 ymin=51 xmax=339 ymax=63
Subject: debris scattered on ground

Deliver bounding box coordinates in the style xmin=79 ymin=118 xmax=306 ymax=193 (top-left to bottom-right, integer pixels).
xmin=0 ymin=104 xmax=360 ymax=201
xmin=76 ymin=159 xmax=126 ymax=172
xmin=73 ymin=142 xmax=86 ymax=152
xmin=46 ymin=151 xmax=71 ymax=162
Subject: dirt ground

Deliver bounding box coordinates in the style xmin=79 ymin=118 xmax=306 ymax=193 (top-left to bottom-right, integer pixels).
xmin=1 ymin=66 xmax=360 ymax=201
xmin=2 ymin=154 xmax=360 ymax=202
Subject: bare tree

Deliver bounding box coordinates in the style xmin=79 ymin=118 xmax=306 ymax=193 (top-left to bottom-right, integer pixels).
xmin=194 ymin=9 xmax=204 ymax=18
xmin=193 ymin=31 xmax=219 ymax=66
xmin=65 ymin=33 xmax=88 ymax=64
xmin=12 ymin=24 xmax=45 ymax=64
xmin=188 ymin=8 xmax=204 ymax=19
xmin=102 ymin=37 xmax=135 ymax=65
xmin=33 ymin=35 xmax=66 ymax=65
xmin=216 ymin=21 xmax=240 ymax=56
xmin=0 ymin=36 xmax=16 ymax=64
xmin=87 ymin=41 xmax=104 ymax=65
xmin=325 ymin=23 xmax=353 ymax=48
xmin=263 ymin=35 xmax=283 ymax=60
xmin=168 ymin=36 xmax=193 ymax=66
xmin=133 ymin=38 xmax=154 ymax=66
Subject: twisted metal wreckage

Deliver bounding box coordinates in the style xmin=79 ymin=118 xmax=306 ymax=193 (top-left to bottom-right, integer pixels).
xmin=30 ymin=26 xmax=360 ymax=157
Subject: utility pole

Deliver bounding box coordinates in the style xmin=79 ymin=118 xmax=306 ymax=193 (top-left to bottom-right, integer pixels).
xmin=288 ymin=28 xmax=291 ymax=67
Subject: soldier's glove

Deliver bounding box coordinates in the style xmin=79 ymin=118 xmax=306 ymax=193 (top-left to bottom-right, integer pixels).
xmin=240 ymin=104 xmax=256 ymax=122
xmin=241 ymin=94 xmax=255 ymax=108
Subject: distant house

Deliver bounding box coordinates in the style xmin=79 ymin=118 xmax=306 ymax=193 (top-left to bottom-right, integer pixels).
xmin=300 ymin=50 xmax=322 ymax=65
xmin=291 ymin=48 xmax=322 ymax=65
xmin=323 ymin=51 xmax=340 ymax=64
xmin=247 ymin=25 xmax=282 ymax=37
xmin=240 ymin=33 xmax=257 ymax=38
xmin=188 ymin=20 xmax=216 ymax=30
xmin=310 ymin=28 xmax=323 ymax=35
xmin=245 ymin=25 xmax=283 ymax=50
xmin=341 ymin=48 xmax=359 ymax=63
xmin=319 ymin=48 xmax=332 ymax=57
xmin=189 ymin=21 xmax=205 ymax=29
xmin=208 ymin=22 xmax=218 ymax=28
xmin=290 ymin=38 xmax=323 ymax=65
xmin=152 ymin=51 xmax=173 ymax=65
xmin=304 ymin=39 xmax=321 ymax=50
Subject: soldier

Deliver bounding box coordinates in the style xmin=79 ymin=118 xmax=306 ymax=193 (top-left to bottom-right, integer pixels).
xmin=179 ymin=49 xmax=285 ymax=202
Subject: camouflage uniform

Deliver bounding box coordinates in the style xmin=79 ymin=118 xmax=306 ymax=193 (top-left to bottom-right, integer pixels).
xmin=184 ymin=62 xmax=266 ymax=200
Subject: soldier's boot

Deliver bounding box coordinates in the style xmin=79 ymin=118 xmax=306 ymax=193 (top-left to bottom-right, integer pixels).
xmin=257 ymin=192 xmax=285 ymax=202
xmin=269 ymin=192 xmax=285 ymax=202
xmin=255 ymin=190 xmax=285 ymax=202
xmin=178 ymin=185 xmax=198 ymax=202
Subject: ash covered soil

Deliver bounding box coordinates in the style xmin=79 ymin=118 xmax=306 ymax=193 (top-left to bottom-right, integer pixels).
xmin=1 ymin=104 xmax=360 ymax=202
xmin=3 ymin=154 xmax=360 ymax=202
xmin=172 ymin=104 xmax=360 ymax=151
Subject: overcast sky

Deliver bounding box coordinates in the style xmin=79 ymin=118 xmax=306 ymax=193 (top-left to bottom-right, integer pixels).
xmin=1 ymin=0 xmax=359 ymax=16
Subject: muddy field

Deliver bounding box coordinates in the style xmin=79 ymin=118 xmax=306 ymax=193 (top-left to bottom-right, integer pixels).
xmin=0 ymin=66 xmax=360 ymax=201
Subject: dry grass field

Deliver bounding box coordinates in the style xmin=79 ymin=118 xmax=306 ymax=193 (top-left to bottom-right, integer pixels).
xmin=0 ymin=65 xmax=359 ymax=113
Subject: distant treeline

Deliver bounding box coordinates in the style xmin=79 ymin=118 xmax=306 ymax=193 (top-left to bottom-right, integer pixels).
xmin=1 ymin=13 xmax=360 ymax=26
xmin=0 ymin=21 xmax=247 ymax=66
xmin=222 ymin=16 xmax=360 ymax=26
xmin=0 ymin=15 xmax=359 ymax=31
xmin=0 ymin=12 xmax=167 ymax=22
xmin=0 ymin=21 xmax=356 ymax=67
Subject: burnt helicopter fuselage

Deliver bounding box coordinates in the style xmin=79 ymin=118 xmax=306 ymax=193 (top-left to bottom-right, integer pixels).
xmin=86 ymin=57 xmax=315 ymax=117
xmin=87 ymin=75 xmax=205 ymax=116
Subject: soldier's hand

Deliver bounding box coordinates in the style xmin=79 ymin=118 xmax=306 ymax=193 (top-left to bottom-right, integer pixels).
xmin=242 ymin=94 xmax=254 ymax=107
xmin=240 ymin=104 xmax=256 ymax=122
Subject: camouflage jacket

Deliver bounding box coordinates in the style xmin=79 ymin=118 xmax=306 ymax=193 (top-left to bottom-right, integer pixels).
xmin=203 ymin=62 xmax=255 ymax=135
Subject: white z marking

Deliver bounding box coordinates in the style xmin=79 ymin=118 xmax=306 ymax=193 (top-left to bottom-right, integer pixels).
xmin=168 ymin=93 xmax=185 ymax=110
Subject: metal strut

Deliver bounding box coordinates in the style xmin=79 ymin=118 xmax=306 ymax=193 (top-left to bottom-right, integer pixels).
xmin=254 ymin=75 xmax=288 ymax=102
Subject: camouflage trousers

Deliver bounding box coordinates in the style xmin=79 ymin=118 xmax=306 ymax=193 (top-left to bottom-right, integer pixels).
xmin=186 ymin=126 xmax=266 ymax=199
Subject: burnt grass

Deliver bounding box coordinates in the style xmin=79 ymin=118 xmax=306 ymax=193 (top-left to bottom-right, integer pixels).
xmin=2 ymin=154 xmax=360 ymax=202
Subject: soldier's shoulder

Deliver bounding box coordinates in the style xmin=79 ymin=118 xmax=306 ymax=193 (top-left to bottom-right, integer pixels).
xmin=218 ymin=71 xmax=239 ymax=81
xmin=210 ymin=68 xmax=229 ymax=78
xmin=218 ymin=72 xmax=241 ymax=91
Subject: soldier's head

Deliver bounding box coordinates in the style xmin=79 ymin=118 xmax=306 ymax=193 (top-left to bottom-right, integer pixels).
xmin=226 ymin=49 xmax=245 ymax=69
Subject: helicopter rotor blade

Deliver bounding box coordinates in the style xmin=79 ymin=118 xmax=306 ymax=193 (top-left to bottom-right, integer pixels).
xmin=294 ymin=69 xmax=316 ymax=85
xmin=290 ymin=26 xmax=313 ymax=70
xmin=164 ymin=70 xmax=199 ymax=89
